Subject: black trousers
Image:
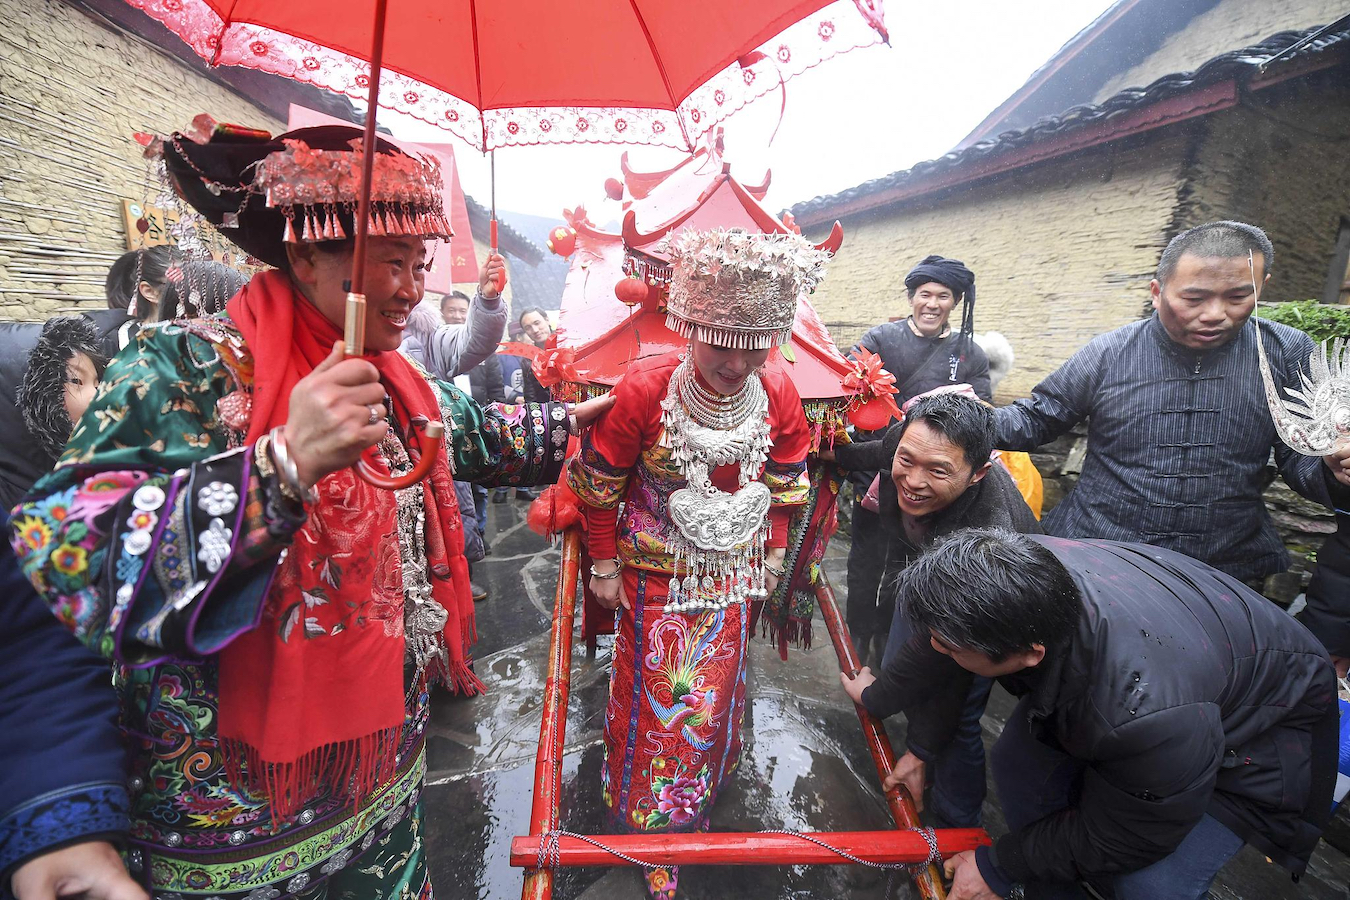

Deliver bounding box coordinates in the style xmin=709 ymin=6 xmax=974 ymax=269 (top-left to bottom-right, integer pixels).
xmin=846 ymin=501 xmax=890 ymax=656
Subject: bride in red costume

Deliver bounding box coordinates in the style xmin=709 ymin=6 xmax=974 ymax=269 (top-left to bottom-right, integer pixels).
xmin=567 ymin=228 xmax=830 ymax=899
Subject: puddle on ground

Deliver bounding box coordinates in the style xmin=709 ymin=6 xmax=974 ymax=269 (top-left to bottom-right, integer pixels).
xmin=423 ymin=632 xmax=915 ymax=899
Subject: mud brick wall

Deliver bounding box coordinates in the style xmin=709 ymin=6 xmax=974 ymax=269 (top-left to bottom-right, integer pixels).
xmin=803 ymin=127 xmax=1193 ymax=404
xmin=1092 ymin=0 xmax=1345 ymax=103
xmin=1178 ymin=72 xmax=1350 ymax=306
xmin=0 ymin=0 xmax=283 ymax=321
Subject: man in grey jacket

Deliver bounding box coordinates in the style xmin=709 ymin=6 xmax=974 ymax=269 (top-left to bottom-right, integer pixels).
xmin=401 ymin=252 xmax=509 ymax=602
xmin=401 ymin=252 xmax=509 ymax=380
xmin=995 ymin=221 xmax=1350 ymax=585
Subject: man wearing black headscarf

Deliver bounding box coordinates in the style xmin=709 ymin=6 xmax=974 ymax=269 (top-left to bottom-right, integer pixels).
xmin=843 ymin=255 xmax=991 ymax=666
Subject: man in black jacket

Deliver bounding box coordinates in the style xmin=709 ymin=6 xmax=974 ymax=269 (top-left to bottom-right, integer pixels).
xmin=847 ymin=256 xmax=991 ymax=665
xmin=845 ymin=528 xmax=1339 ymax=900
xmin=833 ymin=393 xmax=1039 ymax=829
xmin=1298 ymin=509 xmax=1350 ymax=679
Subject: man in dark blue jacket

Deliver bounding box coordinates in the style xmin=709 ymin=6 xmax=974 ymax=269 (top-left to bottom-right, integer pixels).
xmin=847 ymin=528 xmax=1338 ymax=900
xmin=847 ymin=255 xmax=992 ymax=665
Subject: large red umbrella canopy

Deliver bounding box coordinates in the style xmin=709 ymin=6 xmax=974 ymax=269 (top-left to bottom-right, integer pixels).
xmin=126 ymin=0 xmax=887 ymax=149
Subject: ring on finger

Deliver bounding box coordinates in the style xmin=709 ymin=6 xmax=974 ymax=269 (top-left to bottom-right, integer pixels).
xmin=367 ymin=405 xmax=381 ymax=426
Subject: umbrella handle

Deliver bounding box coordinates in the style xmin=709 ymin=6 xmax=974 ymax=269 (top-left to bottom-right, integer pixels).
xmin=342 ymin=295 xmax=446 ymax=491
xmin=354 ymin=416 xmax=446 ymax=491
xmin=490 ymin=220 xmax=507 ymax=293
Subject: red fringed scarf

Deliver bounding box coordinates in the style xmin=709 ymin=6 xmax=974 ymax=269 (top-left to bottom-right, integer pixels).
xmin=218 ymin=270 xmax=479 ymax=819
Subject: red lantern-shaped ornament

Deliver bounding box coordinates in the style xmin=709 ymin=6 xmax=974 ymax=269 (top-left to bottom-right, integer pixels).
xmin=847 ymin=397 xmax=898 ymax=431
xmin=615 ymin=276 xmax=649 ymax=307
xmin=547 ymin=225 xmax=577 ymax=257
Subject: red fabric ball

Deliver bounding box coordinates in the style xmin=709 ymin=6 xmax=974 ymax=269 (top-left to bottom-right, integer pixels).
xmin=615 ymin=277 xmax=649 ymax=307
xmin=547 ymin=225 xmax=576 ymax=257
xmin=848 ymin=396 xmax=897 ymax=431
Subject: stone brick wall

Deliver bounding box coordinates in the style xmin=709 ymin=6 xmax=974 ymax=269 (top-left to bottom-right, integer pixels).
xmin=1092 ymin=0 xmax=1343 ymax=103
xmin=1178 ymin=70 xmax=1350 ymax=305
xmin=0 ymin=0 xmax=283 ymax=322
xmin=804 ymin=127 xmax=1192 ymax=403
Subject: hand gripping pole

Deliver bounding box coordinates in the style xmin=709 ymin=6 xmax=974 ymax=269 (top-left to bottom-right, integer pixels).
xmin=345 ymin=291 xmax=446 ymax=491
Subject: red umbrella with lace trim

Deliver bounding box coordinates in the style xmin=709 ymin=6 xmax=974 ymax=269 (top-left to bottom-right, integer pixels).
xmin=128 ymin=0 xmax=887 ymax=489
xmin=127 ymin=0 xmax=886 ymax=153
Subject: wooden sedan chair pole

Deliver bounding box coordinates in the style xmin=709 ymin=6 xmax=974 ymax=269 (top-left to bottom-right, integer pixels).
xmin=816 ymin=572 xmax=949 ymax=900
xmin=344 ymin=0 xmax=444 ymax=491
xmin=513 ymin=534 xmax=986 ymax=899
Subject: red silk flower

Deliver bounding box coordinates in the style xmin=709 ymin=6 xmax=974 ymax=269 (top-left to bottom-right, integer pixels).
xmin=499 ymin=334 xmax=579 ymax=389
xmin=843 ymin=347 xmax=901 ymax=430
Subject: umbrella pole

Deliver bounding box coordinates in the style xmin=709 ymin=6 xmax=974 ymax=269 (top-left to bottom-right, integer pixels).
xmin=344 ymin=0 xmax=390 ymax=357
xmin=338 ymin=0 xmax=445 ymax=493
xmin=489 ymin=149 xmax=504 ymax=293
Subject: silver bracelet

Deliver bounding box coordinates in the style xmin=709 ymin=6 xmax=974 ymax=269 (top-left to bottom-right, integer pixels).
xmin=269 ymin=426 xmax=318 ymax=504
xmin=763 ymin=562 xmax=786 ymax=579
xmin=565 ymin=404 xmax=580 ymax=437
xmin=589 ymin=558 xmax=622 ymax=579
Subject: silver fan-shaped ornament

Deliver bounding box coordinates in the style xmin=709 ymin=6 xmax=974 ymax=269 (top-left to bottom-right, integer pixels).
xmin=1252 ymin=255 xmax=1350 ymax=456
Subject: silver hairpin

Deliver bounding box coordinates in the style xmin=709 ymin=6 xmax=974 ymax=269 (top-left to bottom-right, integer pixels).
xmin=1253 ymin=249 xmax=1350 ymax=456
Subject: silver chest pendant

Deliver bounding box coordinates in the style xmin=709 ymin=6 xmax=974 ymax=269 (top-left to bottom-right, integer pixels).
xmin=660 ymin=361 xmax=773 ymax=613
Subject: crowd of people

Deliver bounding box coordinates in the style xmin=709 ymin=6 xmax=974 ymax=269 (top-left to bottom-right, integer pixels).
xmin=0 ymin=115 xmax=1345 ymax=900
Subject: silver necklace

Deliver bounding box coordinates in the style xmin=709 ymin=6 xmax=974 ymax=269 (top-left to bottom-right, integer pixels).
xmin=675 ymin=361 xmax=762 ymax=430
xmin=660 ymin=356 xmax=773 ymax=613
xmin=384 ymin=431 xmax=450 ymax=674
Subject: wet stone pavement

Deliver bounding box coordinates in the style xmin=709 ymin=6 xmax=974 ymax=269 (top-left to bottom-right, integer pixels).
xmin=422 ymin=498 xmax=1350 ymax=900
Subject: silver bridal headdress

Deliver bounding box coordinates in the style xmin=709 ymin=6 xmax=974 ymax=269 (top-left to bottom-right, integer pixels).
xmin=1252 ymin=252 xmax=1350 ymax=456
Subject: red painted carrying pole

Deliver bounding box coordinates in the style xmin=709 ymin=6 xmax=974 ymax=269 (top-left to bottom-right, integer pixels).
xmin=815 ymin=572 xmax=951 ymax=900
xmin=510 ymin=828 xmax=990 ymax=868
xmin=520 ymin=529 xmax=583 ymax=900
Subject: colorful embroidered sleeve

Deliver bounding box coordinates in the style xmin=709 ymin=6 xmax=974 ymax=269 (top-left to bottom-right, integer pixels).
xmin=566 ymin=365 xmax=660 ymax=509
xmin=10 ymin=324 xmax=298 ymax=663
xmin=762 ymin=372 xmax=811 ymax=546
xmin=566 ymin=364 xmax=664 ymax=559
xmin=432 ymin=377 xmax=570 ymax=487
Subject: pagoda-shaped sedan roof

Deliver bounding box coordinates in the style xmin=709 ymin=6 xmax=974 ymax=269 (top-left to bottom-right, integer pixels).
xmin=556 ymin=154 xmax=851 ymax=402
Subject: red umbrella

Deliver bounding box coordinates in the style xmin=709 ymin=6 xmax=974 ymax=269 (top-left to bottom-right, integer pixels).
xmin=129 ymin=0 xmax=888 ymax=488
xmin=127 ymin=0 xmax=887 ymax=151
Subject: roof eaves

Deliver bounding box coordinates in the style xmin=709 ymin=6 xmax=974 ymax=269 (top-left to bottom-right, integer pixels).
xmin=791 ymin=23 xmax=1350 ymax=228
xmin=463 ymin=194 xmax=544 ymax=264
xmin=957 ymin=0 xmax=1147 ymax=149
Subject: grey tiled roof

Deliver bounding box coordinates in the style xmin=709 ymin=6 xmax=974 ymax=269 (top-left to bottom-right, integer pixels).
xmin=789 ymin=22 xmax=1349 ymax=222
xmin=463 ymin=194 xmax=544 ymax=264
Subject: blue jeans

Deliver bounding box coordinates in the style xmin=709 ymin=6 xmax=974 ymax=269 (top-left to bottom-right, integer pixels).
xmin=991 ymin=695 xmax=1245 ymax=899
xmin=471 ymin=485 xmax=488 ymax=536
xmin=883 ymin=603 xmax=991 ymax=827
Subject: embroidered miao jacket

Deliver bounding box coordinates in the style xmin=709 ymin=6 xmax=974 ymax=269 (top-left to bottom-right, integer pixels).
xmin=8 ymin=314 xmax=568 ymax=896
xmin=568 ymin=352 xmax=811 ymax=572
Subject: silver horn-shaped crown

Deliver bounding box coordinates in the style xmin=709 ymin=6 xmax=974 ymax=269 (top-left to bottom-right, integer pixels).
xmin=661 ymin=228 xmax=831 ymax=350
xmin=1252 ymin=242 xmax=1350 ymax=457
xmin=1255 ymin=325 xmax=1350 ymax=456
